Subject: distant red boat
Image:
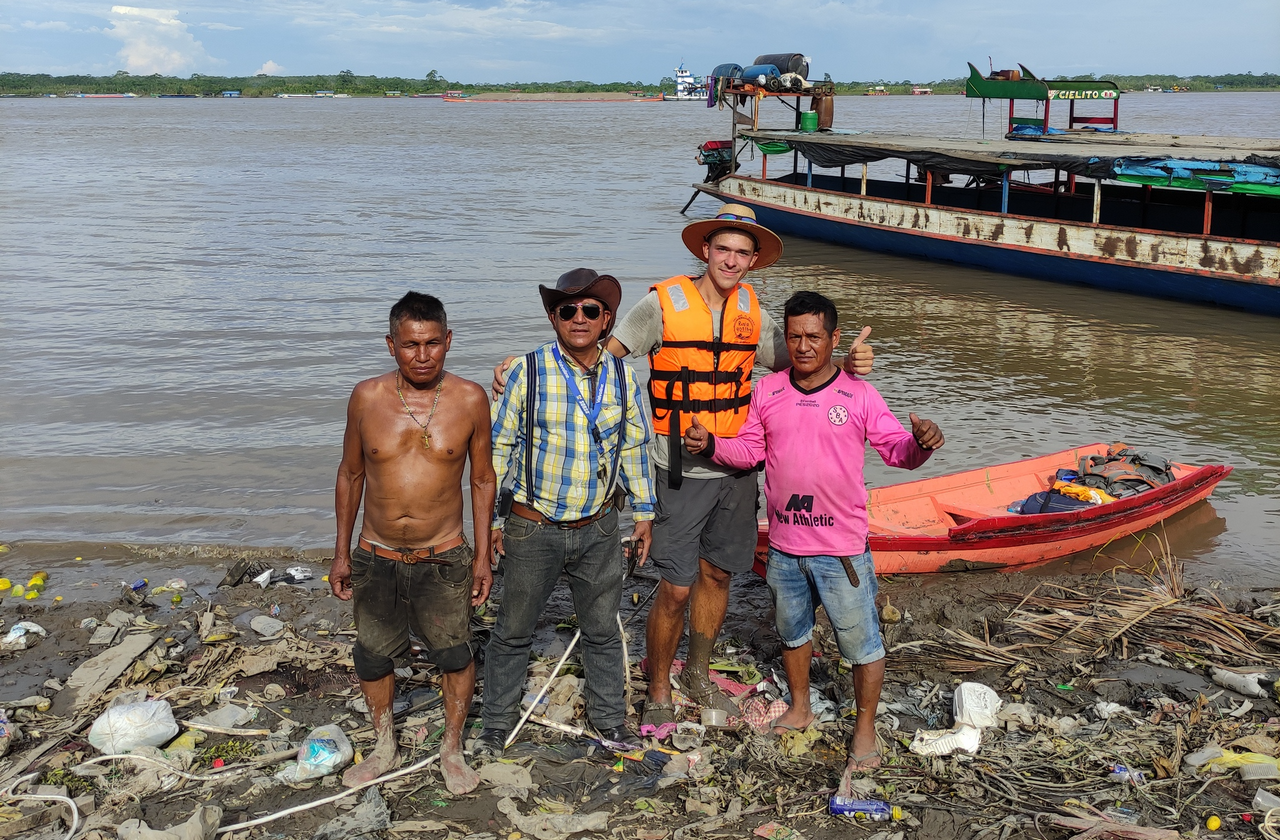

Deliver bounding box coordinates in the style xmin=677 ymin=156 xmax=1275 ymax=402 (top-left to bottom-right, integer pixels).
xmin=753 ymin=443 xmax=1231 ymax=575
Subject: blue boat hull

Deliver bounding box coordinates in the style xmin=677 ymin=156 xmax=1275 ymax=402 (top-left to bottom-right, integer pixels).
xmin=727 ymin=196 xmax=1280 ymax=316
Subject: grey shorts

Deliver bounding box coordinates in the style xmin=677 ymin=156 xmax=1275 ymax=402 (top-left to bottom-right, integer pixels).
xmin=650 ymin=469 xmax=760 ymax=587
xmin=351 ymin=542 xmax=474 ymax=667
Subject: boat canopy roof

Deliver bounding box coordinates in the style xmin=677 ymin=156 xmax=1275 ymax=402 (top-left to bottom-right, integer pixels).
xmin=741 ymin=129 xmax=1280 ymax=194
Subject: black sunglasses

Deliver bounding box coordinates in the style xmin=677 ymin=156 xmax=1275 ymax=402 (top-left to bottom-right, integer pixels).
xmin=556 ymin=302 xmax=604 ymax=321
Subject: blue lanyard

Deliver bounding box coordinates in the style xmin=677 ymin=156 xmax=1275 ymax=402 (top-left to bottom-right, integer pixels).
xmin=551 ymin=343 xmax=611 ymax=454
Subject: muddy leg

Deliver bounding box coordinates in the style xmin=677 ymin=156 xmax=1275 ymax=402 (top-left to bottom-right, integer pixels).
xmin=838 ymin=657 xmax=885 ymax=795
xmin=439 ymin=660 xmax=479 ymax=794
xmin=645 ymin=579 xmax=691 ymax=707
xmin=772 ymin=641 xmax=815 ymax=732
xmin=679 ymin=559 xmax=738 ymax=714
xmin=343 ymin=672 xmax=399 ymax=787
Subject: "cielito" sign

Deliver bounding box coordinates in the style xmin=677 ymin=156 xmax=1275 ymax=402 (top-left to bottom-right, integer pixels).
xmin=1048 ymin=89 xmax=1120 ymax=100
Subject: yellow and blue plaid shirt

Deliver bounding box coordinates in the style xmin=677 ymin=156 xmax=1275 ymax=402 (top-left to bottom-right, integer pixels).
xmin=492 ymin=341 xmax=656 ymax=523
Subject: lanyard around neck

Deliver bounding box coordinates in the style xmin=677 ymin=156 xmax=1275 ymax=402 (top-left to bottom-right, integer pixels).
xmin=551 ymin=343 xmax=610 ymax=449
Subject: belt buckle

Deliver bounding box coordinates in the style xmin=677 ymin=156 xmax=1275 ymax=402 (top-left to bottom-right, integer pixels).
xmin=397 ymin=547 xmax=424 ymax=565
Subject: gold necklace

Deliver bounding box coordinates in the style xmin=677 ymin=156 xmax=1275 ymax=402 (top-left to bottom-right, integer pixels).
xmin=397 ymin=371 xmax=444 ymax=449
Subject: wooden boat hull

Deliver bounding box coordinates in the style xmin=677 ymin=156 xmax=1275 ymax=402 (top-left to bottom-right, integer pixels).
xmin=697 ymin=177 xmax=1280 ymax=315
xmin=753 ymin=444 xmax=1231 ymax=576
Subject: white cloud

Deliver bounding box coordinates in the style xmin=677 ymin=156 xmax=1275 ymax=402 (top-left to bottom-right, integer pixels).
xmin=104 ymin=6 xmax=213 ymax=74
xmin=201 ymin=22 xmax=243 ymax=31
xmin=22 ymin=20 xmax=71 ymax=30
xmin=254 ymin=59 xmax=284 ymax=75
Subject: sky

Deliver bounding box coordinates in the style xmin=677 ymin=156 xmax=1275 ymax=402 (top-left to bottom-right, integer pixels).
xmin=2 ymin=0 xmax=1278 ymax=82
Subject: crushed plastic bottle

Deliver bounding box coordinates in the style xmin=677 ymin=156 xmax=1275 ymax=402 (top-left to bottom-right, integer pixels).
xmin=829 ymin=798 xmax=903 ymax=821
xmin=1107 ymin=763 xmax=1146 ymax=785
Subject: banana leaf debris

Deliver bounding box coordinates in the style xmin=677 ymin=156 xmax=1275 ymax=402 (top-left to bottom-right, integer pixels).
xmin=2 ymin=549 xmax=1280 ymax=839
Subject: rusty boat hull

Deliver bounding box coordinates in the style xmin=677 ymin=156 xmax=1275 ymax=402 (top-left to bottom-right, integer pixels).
xmin=753 ymin=443 xmax=1232 ymax=576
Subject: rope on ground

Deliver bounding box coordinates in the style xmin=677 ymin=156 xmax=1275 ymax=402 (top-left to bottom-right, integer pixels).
xmin=213 ymin=752 xmax=440 ymax=835
xmin=1 ymin=772 xmax=80 ymax=840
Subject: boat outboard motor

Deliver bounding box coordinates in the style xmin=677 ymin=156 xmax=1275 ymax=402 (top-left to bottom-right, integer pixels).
xmin=740 ymin=64 xmax=782 ymax=90
xmin=710 ymin=63 xmax=743 ymax=79
xmin=753 ymin=53 xmax=811 ymax=79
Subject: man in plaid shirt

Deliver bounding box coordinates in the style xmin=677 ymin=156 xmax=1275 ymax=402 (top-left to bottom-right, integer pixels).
xmin=475 ymin=268 xmax=656 ymax=758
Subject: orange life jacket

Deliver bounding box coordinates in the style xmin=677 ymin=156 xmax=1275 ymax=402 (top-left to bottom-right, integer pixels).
xmin=648 ymin=275 xmax=762 ymax=439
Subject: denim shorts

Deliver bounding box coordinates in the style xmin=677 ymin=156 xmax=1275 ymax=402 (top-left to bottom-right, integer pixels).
xmin=351 ymin=542 xmax=473 ymax=663
xmin=765 ymin=547 xmax=884 ymax=665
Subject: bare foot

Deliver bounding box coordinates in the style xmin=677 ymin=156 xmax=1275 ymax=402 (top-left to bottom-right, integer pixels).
xmin=769 ymin=706 xmax=815 ymax=734
xmin=441 ymin=748 xmax=479 ymax=795
xmin=342 ymin=745 xmax=400 ymax=787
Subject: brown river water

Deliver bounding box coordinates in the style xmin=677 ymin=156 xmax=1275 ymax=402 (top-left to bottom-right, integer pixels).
xmin=1 ymin=92 xmax=1277 ymax=585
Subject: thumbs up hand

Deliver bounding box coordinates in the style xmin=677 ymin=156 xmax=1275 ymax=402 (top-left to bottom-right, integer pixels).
xmin=909 ymin=412 xmax=944 ymax=451
xmin=842 ymin=326 xmax=874 ymax=377
xmin=684 ymin=415 xmax=711 ymax=455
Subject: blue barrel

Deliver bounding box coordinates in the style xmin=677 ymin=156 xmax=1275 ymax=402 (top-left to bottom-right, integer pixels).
xmin=740 ymin=64 xmax=781 ymax=83
xmin=710 ymin=63 xmax=743 ymax=79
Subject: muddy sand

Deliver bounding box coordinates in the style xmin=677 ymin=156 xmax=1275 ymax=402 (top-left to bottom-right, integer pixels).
xmin=3 ymin=538 xmax=1280 ymax=840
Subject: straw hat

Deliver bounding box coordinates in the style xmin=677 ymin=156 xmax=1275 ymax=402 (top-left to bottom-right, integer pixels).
xmin=681 ymin=203 xmax=783 ymax=269
xmin=538 ymin=267 xmax=622 ymax=317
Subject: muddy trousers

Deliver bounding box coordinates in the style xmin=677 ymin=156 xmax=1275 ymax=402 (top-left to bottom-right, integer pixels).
xmin=482 ymin=508 xmax=626 ymax=732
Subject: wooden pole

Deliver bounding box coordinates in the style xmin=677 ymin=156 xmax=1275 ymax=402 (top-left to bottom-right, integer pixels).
xmin=925 ymin=170 xmax=933 ymax=205
xmin=1092 ymin=179 xmax=1103 ymax=224
xmin=861 ymin=163 xmax=868 ymax=196
xmin=762 ymin=154 xmax=768 ymax=181
xmin=1203 ymin=189 xmax=1213 ymax=235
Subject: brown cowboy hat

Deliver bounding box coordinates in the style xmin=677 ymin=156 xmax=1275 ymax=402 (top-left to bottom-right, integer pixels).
xmin=681 ymin=203 xmax=783 ymax=270
xmin=538 ymin=267 xmax=623 ymax=318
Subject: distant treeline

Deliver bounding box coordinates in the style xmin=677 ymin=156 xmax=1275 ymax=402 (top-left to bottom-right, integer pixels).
xmin=0 ymin=70 xmax=664 ymax=97
xmin=1 ymin=69 xmax=1277 ymax=97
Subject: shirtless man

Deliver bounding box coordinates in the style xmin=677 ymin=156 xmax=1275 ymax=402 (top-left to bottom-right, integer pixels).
xmin=331 ymin=291 xmax=496 ymax=795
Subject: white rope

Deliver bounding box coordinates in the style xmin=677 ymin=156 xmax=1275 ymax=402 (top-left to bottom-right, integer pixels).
xmin=1 ymin=772 xmax=80 ymax=840
xmin=505 ymin=630 xmax=580 ymax=749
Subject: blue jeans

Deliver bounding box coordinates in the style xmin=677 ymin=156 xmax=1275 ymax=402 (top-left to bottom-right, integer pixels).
xmin=483 ymin=509 xmax=626 ymax=731
xmin=766 ymin=547 xmax=885 ymax=665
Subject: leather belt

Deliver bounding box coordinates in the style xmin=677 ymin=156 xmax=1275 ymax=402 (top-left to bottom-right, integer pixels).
xmin=357 ymin=534 xmax=466 ymax=565
xmin=510 ymin=500 xmax=615 ymax=530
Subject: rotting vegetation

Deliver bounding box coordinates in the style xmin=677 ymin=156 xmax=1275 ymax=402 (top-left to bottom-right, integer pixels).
xmin=3 ymin=541 xmax=1280 ymax=839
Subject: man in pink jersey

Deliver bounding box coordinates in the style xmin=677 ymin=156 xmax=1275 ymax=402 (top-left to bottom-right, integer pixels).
xmin=683 ymin=290 xmax=943 ymax=793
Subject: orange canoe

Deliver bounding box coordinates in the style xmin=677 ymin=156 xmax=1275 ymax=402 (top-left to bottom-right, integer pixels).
xmin=754 ymin=443 xmax=1231 ymax=575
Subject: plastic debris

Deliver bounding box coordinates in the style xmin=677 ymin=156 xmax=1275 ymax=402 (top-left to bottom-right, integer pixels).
xmin=910 ymin=724 xmax=982 ymax=756
xmin=87 ymin=699 xmax=179 ymax=753
xmin=249 ymin=615 xmax=285 ymax=637
xmin=478 ymin=762 xmax=536 ymax=800
xmin=672 ymin=721 xmax=705 ymax=751
xmin=754 ymin=822 xmax=804 ymax=840
xmin=1107 ymin=763 xmax=1147 ymax=785
xmin=275 ymin=724 xmax=354 ymax=782
xmin=0 ymin=621 xmax=47 ymax=650
xmin=314 ymin=787 xmax=390 ymax=840
xmin=118 ymin=805 xmax=222 ymax=840
xmin=828 ymin=797 xmax=902 ymax=821
xmin=1253 ymin=788 xmax=1280 ymax=811
xmin=496 ymin=795 xmax=608 ymax=840
xmin=0 ymin=709 xmax=13 ymax=759
xmin=1211 ymin=667 xmax=1271 ymax=698
xmin=953 ymin=682 xmax=1003 ymax=728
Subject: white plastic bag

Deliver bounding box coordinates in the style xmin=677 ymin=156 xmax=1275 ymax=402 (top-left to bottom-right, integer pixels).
xmin=910 ymin=724 xmax=982 ymax=756
xmin=87 ymin=700 xmax=179 ymax=753
xmin=276 ymin=724 xmax=353 ymax=782
xmin=1 ymin=621 xmax=47 ymax=651
xmin=953 ymin=682 xmax=1002 ymax=729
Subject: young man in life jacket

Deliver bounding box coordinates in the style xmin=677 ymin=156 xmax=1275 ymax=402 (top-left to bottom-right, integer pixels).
xmin=683 ymin=290 xmax=943 ymax=791
xmin=492 ymin=205 xmax=874 ymax=724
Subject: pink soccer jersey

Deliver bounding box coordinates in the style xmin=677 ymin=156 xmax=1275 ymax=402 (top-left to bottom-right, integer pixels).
xmin=710 ymin=369 xmax=931 ymax=557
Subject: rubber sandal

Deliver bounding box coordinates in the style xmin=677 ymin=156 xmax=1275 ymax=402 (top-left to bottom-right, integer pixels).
xmin=678 ymin=671 xmax=740 ymax=715
xmin=768 ymin=714 xmax=816 ymax=733
xmin=641 ymin=700 xmax=676 ymax=728
xmin=847 ymin=750 xmax=882 ymax=772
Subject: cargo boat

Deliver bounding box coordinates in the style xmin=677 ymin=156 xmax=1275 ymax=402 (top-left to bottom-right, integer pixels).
xmin=692 ymin=64 xmax=1280 ymax=314
xmin=752 ymin=444 xmax=1231 ymax=576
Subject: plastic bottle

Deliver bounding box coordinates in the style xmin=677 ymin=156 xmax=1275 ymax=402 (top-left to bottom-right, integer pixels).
xmin=829 ymin=798 xmax=903 ymax=821
xmin=1107 ymin=764 xmax=1146 ymax=784
xmin=130 ymin=578 xmax=149 ymax=592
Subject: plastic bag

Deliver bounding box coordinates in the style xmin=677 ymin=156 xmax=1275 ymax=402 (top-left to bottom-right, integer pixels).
xmin=1 ymin=621 xmax=47 ymax=651
xmin=276 ymin=725 xmax=353 ymax=782
xmin=954 ymin=682 xmax=1002 ymax=729
xmin=88 ymin=700 xmax=179 ymax=753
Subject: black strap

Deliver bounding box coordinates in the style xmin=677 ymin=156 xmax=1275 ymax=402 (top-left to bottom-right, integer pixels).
xmin=604 ymin=354 xmax=627 ymax=500
xmin=523 ymin=351 xmax=538 ymax=506
xmin=649 ymin=393 xmax=753 ymax=413
xmin=649 ymin=368 xmax=746 ymax=385
xmin=658 ymin=339 xmax=757 ymax=352
xmin=668 ymin=367 xmax=687 ymax=490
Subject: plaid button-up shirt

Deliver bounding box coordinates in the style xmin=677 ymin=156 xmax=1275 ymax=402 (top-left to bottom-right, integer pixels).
xmin=492 ymin=340 xmax=656 ymax=523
